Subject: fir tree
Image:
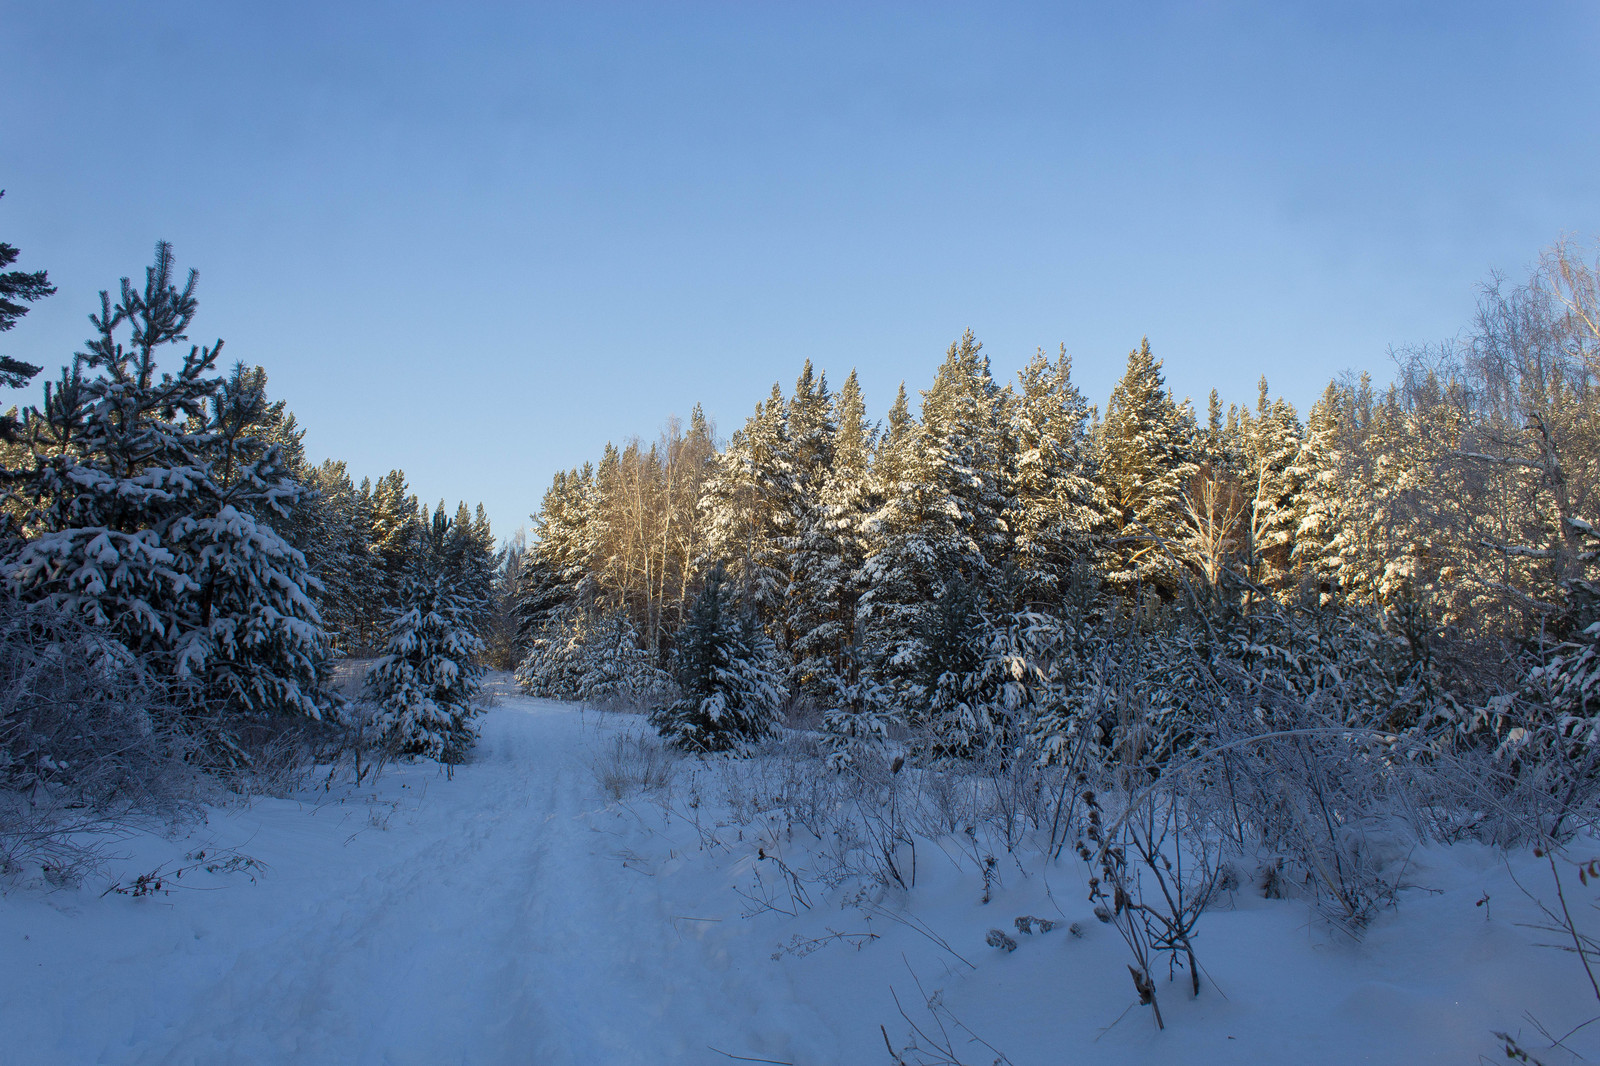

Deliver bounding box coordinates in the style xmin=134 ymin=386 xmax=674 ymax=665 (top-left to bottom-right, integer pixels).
xmin=1007 ymin=346 xmax=1111 ymax=606
xmin=363 ymin=508 xmax=484 ymax=761
xmin=859 ymin=332 xmax=1011 ymax=707
xmin=650 ymin=564 xmax=785 ymax=752
xmin=368 ymin=469 xmax=422 ymax=612
xmin=1097 ymin=338 xmax=1199 ymax=591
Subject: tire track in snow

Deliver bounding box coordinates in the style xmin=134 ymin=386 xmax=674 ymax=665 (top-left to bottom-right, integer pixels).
xmin=124 ymin=697 xmax=786 ymax=1066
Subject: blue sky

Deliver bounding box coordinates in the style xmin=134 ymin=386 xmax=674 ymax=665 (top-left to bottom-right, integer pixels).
xmin=3 ymin=2 xmax=1597 ymax=541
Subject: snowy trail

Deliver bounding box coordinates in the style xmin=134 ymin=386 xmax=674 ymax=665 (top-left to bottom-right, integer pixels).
xmin=142 ymin=694 xmax=788 ymax=1066
xmin=4 ymin=692 xmax=801 ymax=1066
xmin=8 ymin=687 xmax=1598 ymax=1065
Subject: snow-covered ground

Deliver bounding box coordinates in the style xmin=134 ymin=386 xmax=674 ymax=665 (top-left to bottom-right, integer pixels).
xmin=3 ymin=684 xmax=1597 ymax=1065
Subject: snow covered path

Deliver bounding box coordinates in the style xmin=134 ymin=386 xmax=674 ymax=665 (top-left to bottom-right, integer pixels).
xmin=2 ymin=690 xmax=818 ymax=1066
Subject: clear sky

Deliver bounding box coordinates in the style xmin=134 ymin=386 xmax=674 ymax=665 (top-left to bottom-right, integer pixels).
xmin=3 ymin=2 xmax=1598 ymax=542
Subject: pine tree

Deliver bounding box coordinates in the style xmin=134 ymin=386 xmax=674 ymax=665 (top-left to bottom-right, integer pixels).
xmin=0 ymin=191 xmax=52 ymax=434
xmin=8 ymin=243 xmax=329 ymax=727
xmin=368 ymin=469 xmax=422 ymax=613
xmin=650 ymin=564 xmax=785 ymax=752
xmin=520 ymin=464 xmax=600 ymax=639
xmin=363 ymin=508 xmax=484 ymax=761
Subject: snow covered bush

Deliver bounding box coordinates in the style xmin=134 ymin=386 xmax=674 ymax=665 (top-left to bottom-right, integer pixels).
xmin=650 ymin=564 xmax=786 ymax=753
xmin=0 ymin=597 xmax=195 ymax=811
xmin=0 ymin=596 xmax=200 ymax=880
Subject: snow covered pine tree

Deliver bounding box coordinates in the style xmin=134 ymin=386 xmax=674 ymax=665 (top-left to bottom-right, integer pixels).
xmin=363 ymin=509 xmax=485 ymax=763
xmin=650 ymin=563 xmax=785 ymax=752
xmin=7 ymin=243 xmax=330 ymax=759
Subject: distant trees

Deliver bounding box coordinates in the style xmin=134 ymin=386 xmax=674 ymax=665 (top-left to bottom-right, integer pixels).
xmin=500 ymin=239 xmax=1600 ymax=779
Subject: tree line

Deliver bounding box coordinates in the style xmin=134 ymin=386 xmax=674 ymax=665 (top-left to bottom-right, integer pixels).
xmin=518 ymin=240 xmax=1600 ymax=794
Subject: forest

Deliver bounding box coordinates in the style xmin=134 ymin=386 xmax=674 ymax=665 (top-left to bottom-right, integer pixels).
xmin=517 ymin=239 xmax=1600 ymax=792
xmin=3 ymin=213 xmax=1599 ymax=1058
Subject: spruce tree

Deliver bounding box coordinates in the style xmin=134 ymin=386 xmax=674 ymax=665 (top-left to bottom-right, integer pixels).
xmin=174 ymin=362 xmax=328 ymax=719
xmin=483 ymin=527 xmax=525 ymax=669
xmin=363 ymin=508 xmax=484 ymax=761
xmin=1289 ymin=381 xmax=1358 ymax=601
xmin=650 ymin=564 xmax=785 ymax=752
xmin=789 ymin=368 xmax=872 ymax=702
xmin=516 ymin=607 xmax=669 ymax=707
xmin=300 ymin=460 xmax=382 ymax=653
xmin=440 ymin=499 xmax=497 ymax=635
xmin=1007 ymin=346 xmax=1111 ymax=606
xmin=1228 ymin=378 xmax=1304 ymax=590
xmin=699 ymin=384 xmax=795 ymax=624
xmin=858 ymin=332 xmax=1011 ymax=710
xmin=1097 ymin=338 xmax=1199 ymax=591
xmin=777 ymin=361 xmax=836 ymax=654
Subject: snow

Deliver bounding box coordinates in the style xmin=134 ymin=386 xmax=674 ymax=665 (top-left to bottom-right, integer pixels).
xmin=3 ymin=680 xmax=1597 ymax=1065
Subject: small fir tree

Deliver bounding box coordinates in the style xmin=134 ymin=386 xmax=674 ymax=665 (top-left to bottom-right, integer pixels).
xmin=650 ymin=564 xmax=785 ymax=752
xmin=363 ymin=509 xmax=484 ymax=762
